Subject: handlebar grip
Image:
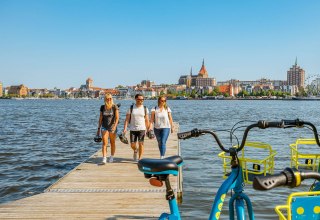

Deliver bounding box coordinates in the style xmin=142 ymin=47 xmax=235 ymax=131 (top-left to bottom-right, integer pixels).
xmin=253 ymin=173 xmax=288 ymax=190
xmin=177 ymin=129 xmax=200 ymax=140
xmin=258 ymin=119 xmax=305 ymax=129
xmin=258 ymin=121 xmax=283 ymax=129
xmin=282 ymin=119 xmax=303 ymax=126
xmin=253 ymin=168 xmax=302 ymax=190
xmin=253 ymin=168 xmax=320 ymax=191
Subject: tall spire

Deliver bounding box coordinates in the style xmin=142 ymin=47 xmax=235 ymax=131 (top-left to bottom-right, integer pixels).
xmin=198 ymin=59 xmax=208 ymax=77
xmin=190 ymin=67 xmax=192 ymax=76
xmin=295 ymin=57 xmax=297 ymax=66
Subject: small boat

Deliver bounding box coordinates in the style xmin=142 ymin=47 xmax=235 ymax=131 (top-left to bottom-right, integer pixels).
xmin=175 ymin=96 xmax=188 ymax=100
xmin=292 ymin=96 xmax=320 ymax=101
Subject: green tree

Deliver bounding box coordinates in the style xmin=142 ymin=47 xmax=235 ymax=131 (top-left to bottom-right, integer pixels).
xmin=190 ymin=90 xmax=197 ymax=98
xmin=237 ymin=90 xmax=249 ymax=97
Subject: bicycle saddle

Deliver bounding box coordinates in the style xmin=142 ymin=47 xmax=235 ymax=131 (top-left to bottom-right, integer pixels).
xmin=138 ymin=156 xmax=183 ymax=176
xmin=163 ymin=155 xmax=184 ymax=167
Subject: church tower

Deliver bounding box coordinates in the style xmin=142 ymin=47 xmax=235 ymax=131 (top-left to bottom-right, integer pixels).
xmin=198 ymin=59 xmax=208 ymax=78
xmin=86 ymin=78 xmax=93 ymax=90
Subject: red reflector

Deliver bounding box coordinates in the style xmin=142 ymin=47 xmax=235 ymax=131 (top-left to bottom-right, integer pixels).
xmin=149 ymin=178 xmax=163 ymax=187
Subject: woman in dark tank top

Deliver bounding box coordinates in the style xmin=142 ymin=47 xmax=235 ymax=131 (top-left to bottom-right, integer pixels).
xmin=96 ymin=93 xmax=119 ymax=164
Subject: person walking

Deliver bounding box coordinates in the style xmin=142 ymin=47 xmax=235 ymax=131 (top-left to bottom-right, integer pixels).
xmin=97 ymin=93 xmax=119 ymax=164
xmin=123 ymin=94 xmax=149 ymax=161
xmin=149 ymin=96 xmax=174 ymax=159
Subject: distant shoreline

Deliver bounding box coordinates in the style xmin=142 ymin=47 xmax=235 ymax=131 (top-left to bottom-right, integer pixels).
xmin=0 ymin=97 xmax=313 ymax=101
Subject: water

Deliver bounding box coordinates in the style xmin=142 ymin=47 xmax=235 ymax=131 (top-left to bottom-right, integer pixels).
xmin=0 ymin=99 xmax=319 ymax=219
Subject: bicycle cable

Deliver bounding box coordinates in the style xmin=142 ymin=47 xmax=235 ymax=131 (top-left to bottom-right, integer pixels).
xmin=229 ymin=120 xmax=256 ymax=145
xmin=231 ymin=153 xmax=241 ymax=185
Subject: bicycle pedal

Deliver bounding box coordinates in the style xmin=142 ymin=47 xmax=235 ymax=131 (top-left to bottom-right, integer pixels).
xmin=149 ymin=178 xmax=163 ymax=187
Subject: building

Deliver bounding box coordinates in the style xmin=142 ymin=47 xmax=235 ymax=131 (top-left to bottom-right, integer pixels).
xmin=281 ymin=85 xmax=298 ymax=96
xmin=218 ymin=78 xmax=288 ymax=95
xmin=8 ymin=84 xmax=28 ymax=97
xmin=141 ymin=80 xmax=155 ymax=88
xmin=99 ymin=89 xmax=120 ymax=98
xmin=178 ymin=68 xmax=192 ymax=87
xmin=0 ymin=82 xmax=3 ymax=97
xmin=86 ymin=77 xmax=93 ymax=90
xmin=178 ymin=60 xmax=216 ymax=88
xmin=29 ymin=88 xmax=49 ymax=97
xmin=217 ymin=85 xmax=234 ymax=96
xmin=144 ymin=88 xmax=156 ymax=98
xmin=216 ymin=79 xmax=241 ymax=96
xmin=287 ymin=58 xmax=305 ymax=88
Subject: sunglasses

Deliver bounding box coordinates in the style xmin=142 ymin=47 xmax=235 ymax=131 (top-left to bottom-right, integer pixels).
xmin=160 ymin=100 xmax=166 ymax=102
xmin=106 ymin=98 xmax=112 ymax=100
xmin=136 ymin=99 xmax=144 ymax=101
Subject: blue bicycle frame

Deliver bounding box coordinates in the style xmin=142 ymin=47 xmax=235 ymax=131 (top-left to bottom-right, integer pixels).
xmin=209 ymin=164 xmax=254 ymax=220
xmin=137 ymin=156 xmax=184 ymax=220
xmin=138 ymin=153 xmax=254 ymax=220
xmin=159 ymin=197 xmax=180 ymax=220
xmin=162 ymin=119 xmax=320 ymax=220
xmin=156 ymin=155 xmax=254 ymax=220
xmin=159 ymin=177 xmax=181 ymax=220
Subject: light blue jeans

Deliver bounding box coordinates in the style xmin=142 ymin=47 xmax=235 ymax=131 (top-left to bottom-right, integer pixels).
xmin=154 ymin=128 xmax=170 ymax=157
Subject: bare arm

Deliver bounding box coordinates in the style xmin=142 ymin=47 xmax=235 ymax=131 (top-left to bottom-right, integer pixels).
xmin=145 ymin=113 xmax=150 ymax=131
xmin=148 ymin=111 xmax=155 ymax=130
xmin=168 ymin=112 xmax=174 ymax=133
xmin=97 ymin=112 xmax=103 ymax=135
xmin=113 ymin=109 xmax=119 ymax=132
xmin=123 ymin=113 xmax=130 ymax=133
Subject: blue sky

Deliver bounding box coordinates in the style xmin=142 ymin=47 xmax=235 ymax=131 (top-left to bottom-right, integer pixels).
xmin=1 ymin=0 xmax=320 ymax=89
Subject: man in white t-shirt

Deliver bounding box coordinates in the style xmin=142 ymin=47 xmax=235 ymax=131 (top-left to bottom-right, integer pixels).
xmin=123 ymin=94 xmax=149 ymax=161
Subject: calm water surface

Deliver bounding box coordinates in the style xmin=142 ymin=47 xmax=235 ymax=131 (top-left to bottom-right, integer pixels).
xmin=0 ymin=99 xmax=319 ymax=219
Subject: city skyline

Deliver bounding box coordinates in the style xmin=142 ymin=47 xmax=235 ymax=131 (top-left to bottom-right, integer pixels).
xmin=1 ymin=1 xmax=320 ymax=89
xmin=0 ymin=59 xmax=306 ymax=90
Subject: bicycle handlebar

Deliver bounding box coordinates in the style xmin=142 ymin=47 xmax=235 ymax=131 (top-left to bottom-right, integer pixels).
xmin=177 ymin=129 xmax=201 ymax=140
xmin=177 ymin=119 xmax=320 ymax=153
xmin=253 ymin=167 xmax=320 ymax=190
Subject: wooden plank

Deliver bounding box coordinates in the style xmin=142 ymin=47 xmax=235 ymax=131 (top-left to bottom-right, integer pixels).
xmin=0 ymin=123 xmax=181 ymax=219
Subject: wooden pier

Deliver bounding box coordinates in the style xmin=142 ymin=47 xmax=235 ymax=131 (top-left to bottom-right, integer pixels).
xmin=0 ymin=123 xmax=182 ymax=219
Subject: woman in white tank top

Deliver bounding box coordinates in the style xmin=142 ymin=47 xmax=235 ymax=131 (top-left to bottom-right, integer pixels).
xmin=149 ymin=96 xmax=174 ymax=159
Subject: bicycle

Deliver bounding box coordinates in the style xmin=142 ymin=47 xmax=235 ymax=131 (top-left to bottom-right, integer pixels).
xmin=137 ymin=119 xmax=320 ymax=220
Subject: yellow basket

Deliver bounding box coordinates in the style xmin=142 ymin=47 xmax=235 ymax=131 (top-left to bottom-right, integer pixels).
xmin=275 ymin=191 xmax=320 ymax=220
xmin=290 ymin=138 xmax=320 ymax=172
xmin=218 ymin=142 xmax=277 ymax=184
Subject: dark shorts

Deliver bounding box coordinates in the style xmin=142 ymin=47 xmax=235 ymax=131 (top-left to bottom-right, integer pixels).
xmin=130 ymin=130 xmax=145 ymax=143
xmin=101 ymin=126 xmax=117 ymax=133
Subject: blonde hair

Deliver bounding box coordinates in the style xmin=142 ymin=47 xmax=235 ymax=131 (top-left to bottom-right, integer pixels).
xmin=104 ymin=93 xmax=114 ymax=109
xmin=157 ymin=95 xmax=167 ymax=109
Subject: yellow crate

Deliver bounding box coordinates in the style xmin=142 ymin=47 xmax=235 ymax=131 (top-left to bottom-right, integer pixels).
xmin=290 ymin=138 xmax=320 ymax=172
xmin=218 ymin=142 xmax=277 ymax=184
xmin=275 ymin=191 xmax=320 ymax=220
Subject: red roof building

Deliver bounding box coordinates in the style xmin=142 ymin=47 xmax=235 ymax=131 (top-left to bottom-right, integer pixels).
xmin=198 ymin=59 xmax=208 ymax=77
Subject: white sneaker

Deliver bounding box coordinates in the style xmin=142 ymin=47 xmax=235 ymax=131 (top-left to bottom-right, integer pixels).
xmin=133 ymin=150 xmax=138 ymax=161
xmin=160 ymin=156 xmax=164 ymax=159
xmin=109 ymin=156 xmax=114 ymax=163
xmin=102 ymin=157 xmax=107 ymax=164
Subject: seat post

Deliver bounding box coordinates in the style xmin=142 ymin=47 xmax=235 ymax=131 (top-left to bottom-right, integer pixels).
xmin=165 ymin=177 xmax=175 ymax=201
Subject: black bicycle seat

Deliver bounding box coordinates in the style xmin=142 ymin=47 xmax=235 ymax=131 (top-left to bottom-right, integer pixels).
xmin=138 ymin=158 xmax=179 ymax=176
xmin=164 ymin=155 xmax=184 ymax=167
